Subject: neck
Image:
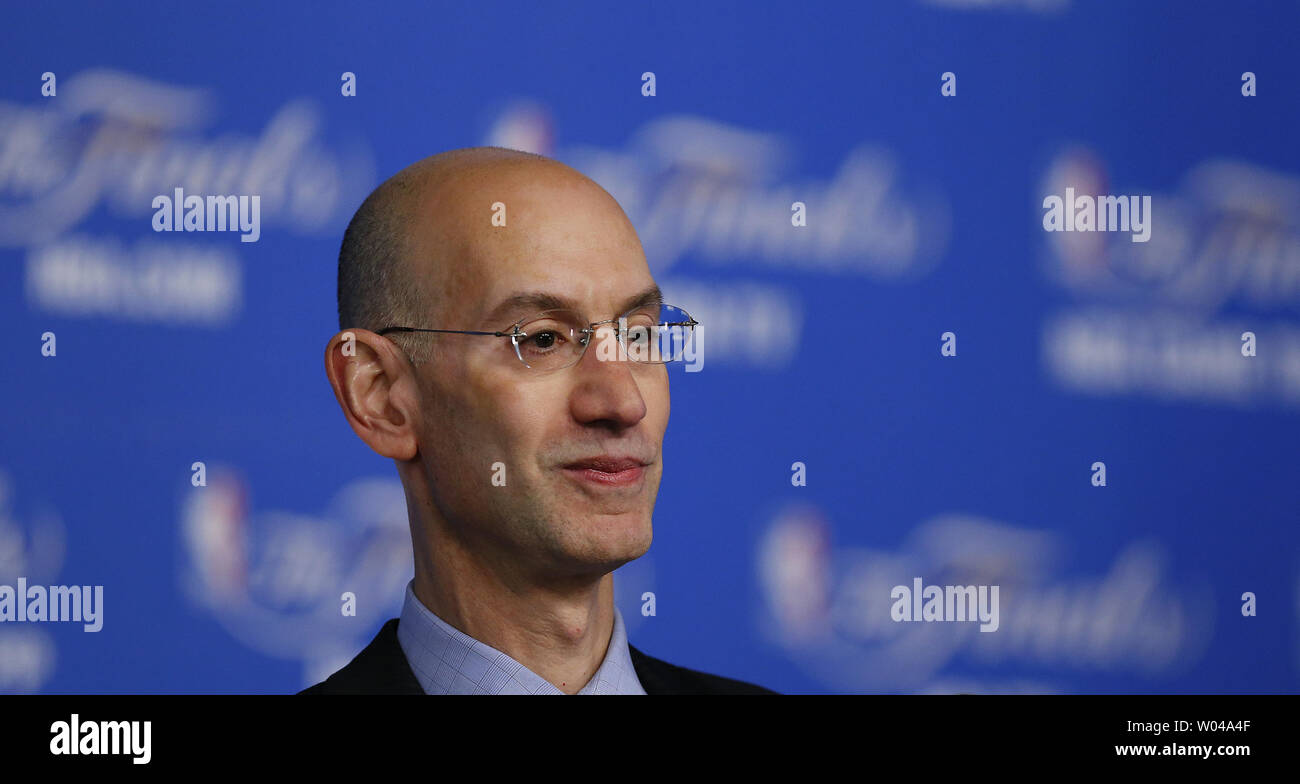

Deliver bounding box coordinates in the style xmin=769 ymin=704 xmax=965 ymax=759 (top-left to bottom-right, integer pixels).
xmin=405 ymin=495 xmax=616 ymax=695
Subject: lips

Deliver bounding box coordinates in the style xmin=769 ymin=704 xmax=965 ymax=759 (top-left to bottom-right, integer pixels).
xmin=561 ymin=455 xmax=651 ymax=488
xmin=563 ymin=456 xmax=649 ymax=473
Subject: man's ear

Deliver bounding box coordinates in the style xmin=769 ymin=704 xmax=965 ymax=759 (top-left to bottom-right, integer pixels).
xmin=324 ymin=329 xmax=420 ymax=461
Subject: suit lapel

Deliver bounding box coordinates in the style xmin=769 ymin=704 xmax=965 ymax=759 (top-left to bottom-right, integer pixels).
xmin=311 ymin=618 xmax=424 ymax=694
xmin=628 ymin=644 xmax=676 ymax=695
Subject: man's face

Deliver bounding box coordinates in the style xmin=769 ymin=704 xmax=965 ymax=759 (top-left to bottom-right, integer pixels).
xmin=407 ymin=167 xmax=669 ymax=579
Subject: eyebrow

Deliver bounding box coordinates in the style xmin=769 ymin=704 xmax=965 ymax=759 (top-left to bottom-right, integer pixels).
xmin=482 ymin=284 xmax=663 ymax=326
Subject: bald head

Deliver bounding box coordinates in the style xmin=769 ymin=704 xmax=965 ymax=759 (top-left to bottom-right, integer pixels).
xmin=336 ymin=146 xmax=629 ymax=365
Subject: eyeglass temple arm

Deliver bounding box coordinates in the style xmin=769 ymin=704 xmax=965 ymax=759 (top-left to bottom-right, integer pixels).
xmin=379 ymin=316 xmax=698 ymax=338
xmin=376 ymin=327 xmax=511 ymax=337
xmin=587 ymin=318 xmax=700 ymax=328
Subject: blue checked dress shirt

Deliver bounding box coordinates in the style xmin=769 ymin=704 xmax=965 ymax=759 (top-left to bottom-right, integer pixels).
xmin=394 ymin=580 xmax=647 ymax=694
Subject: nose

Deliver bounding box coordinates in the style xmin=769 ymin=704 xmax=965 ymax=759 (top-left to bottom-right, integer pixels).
xmin=567 ymin=331 xmax=649 ymax=429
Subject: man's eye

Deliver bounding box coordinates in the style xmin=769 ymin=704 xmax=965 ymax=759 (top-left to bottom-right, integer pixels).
xmin=525 ymin=331 xmax=561 ymax=350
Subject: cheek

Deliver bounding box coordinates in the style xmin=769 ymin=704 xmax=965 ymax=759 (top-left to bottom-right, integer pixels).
xmin=419 ymin=367 xmax=500 ymax=469
xmin=496 ymin=401 xmax=549 ymax=465
xmin=420 ymin=394 xmax=477 ymax=485
xmin=646 ymin=369 xmax=671 ymax=430
xmin=475 ymin=375 xmax=565 ymax=473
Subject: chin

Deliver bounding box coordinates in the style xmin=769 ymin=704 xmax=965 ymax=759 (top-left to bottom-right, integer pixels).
xmin=568 ymin=512 xmax=653 ymax=569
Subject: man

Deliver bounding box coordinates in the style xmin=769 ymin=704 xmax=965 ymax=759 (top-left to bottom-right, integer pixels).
xmin=301 ymin=146 xmax=775 ymax=694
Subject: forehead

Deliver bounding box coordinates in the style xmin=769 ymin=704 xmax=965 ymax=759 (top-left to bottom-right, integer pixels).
xmin=409 ymin=165 xmax=656 ymax=325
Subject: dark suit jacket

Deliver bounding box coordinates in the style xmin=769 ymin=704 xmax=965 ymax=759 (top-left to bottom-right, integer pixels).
xmin=299 ymin=618 xmax=778 ymax=695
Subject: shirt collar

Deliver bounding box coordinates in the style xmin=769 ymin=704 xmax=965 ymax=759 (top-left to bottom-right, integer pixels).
xmin=394 ymin=579 xmax=646 ymax=694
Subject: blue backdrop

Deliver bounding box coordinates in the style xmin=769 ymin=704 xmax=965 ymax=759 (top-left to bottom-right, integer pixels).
xmin=1 ymin=0 xmax=1297 ymax=694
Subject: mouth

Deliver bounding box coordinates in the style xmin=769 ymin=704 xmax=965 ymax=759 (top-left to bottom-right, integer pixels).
xmin=560 ymin=456 xmax=650 ymax=488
